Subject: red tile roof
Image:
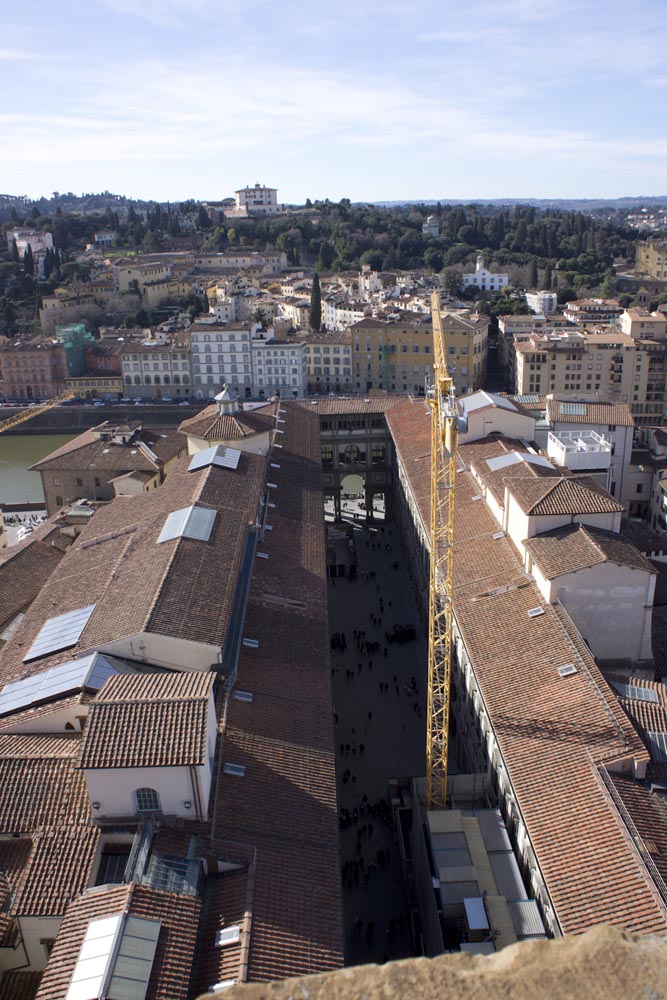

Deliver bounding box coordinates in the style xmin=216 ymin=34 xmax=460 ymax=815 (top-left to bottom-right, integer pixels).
xmin=35 ymin=883 xmax=201 ymax=1000
xmin=509 ymin=475 xmax=624 ymax=516
xmin=0 ymin=452 xmax=266 ymax=687
xmin=524 ymin=524 xmax=655 ymax=579
xmin=79 ymin=672 xmax=214 ymax=769
xmin=388 ymin=397 xmax=667 ymax=935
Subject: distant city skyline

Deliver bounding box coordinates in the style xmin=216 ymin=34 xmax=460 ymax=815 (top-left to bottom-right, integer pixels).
xmin=3 ymin=0 xmax=667 ymax=204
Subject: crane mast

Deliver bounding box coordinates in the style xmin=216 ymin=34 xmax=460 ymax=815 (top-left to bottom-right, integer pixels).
xmin=426 ymin=291 xmax=458 ymax=810
xmin=0 ymin=391 xmax=74 ymax=435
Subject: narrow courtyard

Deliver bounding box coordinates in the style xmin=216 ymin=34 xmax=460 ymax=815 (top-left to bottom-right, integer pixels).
xmin=326 ymin=495 xmax=428 ymax=965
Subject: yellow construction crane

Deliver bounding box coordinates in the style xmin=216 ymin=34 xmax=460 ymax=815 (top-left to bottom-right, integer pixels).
xmin=0 ymin=391 xmax=75 ymax=435
xmin=426 ymin=290 xmax=458 ymax=810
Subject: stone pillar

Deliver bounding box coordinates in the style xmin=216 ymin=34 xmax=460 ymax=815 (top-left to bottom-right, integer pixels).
xmin=334 ymin=488 xmax=342 ymax=522
xmin=365 ymin=485 xmax=374 ymax=522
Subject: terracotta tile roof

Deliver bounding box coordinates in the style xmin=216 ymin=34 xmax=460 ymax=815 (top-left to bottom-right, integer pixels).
xmin=12 ymin=825 xmax=99 ymax=916
xmin=524 ymin=524 xmax=656 ymax=579
xmin=0 ymin=452 xmax=266 ymax=687
xmin=508 ymin=475 xmax=624 ymax=516
xmin=0 ymin=838 xmax=32 ymax=894
xmin=546 ymin=398 xmax=635 ymax=428
xmin=178 ymin=404 xmax=276 ymax=442
xmin=606 ymin=772 xmax=667 ymax=887
xmin=35 ymin=883 xmax=201 ymax=1000
xmin=0 ymin=539 xmax=65 ymax=632
xmin=206 ymin=401 xmax=343 ymax=981
xmin=464 ymin=438 xmax=561 ymax=506
xmin=388 ymin=397 xmax=667 ymax=935
xmin=0 ymin=971 xmax=42 ymax=1000
xmin=79 ymin=672 xmax=214 ymax=769
xmin=194 ymin=869 xmax=248 ymax=994
xmin=29 ymin=424 xmax=184 ymax=475
xmin=296 ymin=396 xmax=406 ymax=415
xmin=0 ymin=746 xmax=90 ymax=835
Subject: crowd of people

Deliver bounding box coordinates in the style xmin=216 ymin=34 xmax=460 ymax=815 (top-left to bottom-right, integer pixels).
xmin=327 ymin=512 xmax=426 ymax=964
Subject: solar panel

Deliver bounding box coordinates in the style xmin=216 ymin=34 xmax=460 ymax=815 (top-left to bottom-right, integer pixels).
xmin=188 ymin=445 xmax=241 ymax=473
xmin=157 ymin=506 xmax=216 ymax=544
xmin=647 ymin=732 xmax=667 ymax=762
xmin=514 ymin=394 xmax=540 ymax=404
xmin=560 ymin=402 xmax=587 ymax=416
xmin=23 ymin=605 xmax=96 ymax=664
xmin=0 ymin=652 xmax=116 ymax=717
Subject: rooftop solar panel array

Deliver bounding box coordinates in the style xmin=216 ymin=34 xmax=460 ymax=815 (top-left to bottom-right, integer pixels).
xmin=23 ymin=604 xmax=97 ymax=664
xmin=0 ymin=651 xmax=116 ymax=716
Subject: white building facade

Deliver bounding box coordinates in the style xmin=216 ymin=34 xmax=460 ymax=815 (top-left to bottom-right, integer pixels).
xmin=233 ymin=183 xmax=279 ymax=215
xmin=189 ymin=318 xmax=253 ymax=399
xmin=461 ymin=256 xmax=509 ymax=293
xmin=250 ymin=334 xmax=308 ymax=399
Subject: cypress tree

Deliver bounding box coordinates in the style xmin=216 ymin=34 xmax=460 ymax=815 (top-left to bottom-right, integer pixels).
xmin=309 ymin=272 xmax=322 ymax=331
xmin=23 ymin=244 xmax=34 ymax=276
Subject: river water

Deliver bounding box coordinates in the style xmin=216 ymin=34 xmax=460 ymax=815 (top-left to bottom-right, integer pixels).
xmin=0 ymin=434 xmax=77 ymax=505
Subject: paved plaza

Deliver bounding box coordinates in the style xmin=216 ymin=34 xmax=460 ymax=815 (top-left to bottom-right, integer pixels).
xmin=326 ymin=499 xmax=428 ymax=965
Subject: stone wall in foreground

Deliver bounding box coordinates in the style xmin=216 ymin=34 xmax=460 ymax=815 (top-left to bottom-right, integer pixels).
xmin=198 ymin=925 xmax=667 ymax=1000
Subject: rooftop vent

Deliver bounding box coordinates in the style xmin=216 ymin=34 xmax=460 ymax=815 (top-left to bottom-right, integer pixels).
xmin=242 ymin=638 xmax=259 ymax=649
xmin=234 ymin=690 xmax=254 ymax=703
xmin=215 ymin=926 xmax=241 ymax=947
xmin=527 ymin=607 xmax=545 ymax=618
xmin=492 ymin=531 xmax=504 ymax=540
xmin=223 ymin=763 xmax=246 ymax=777
xmin=558 ymin=663 xmax=578 ymax=678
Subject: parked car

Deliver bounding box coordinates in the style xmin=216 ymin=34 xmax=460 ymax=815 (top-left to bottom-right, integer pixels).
xmin=178 ymin=400 xmax=190 ymax=406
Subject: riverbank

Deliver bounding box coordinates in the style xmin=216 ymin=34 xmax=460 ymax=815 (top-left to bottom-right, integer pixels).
xmin=0 ymin=403 xmax=205 ymax=434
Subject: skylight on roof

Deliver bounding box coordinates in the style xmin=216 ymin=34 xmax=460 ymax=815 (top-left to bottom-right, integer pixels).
xmin=65 ymin=913 xmax=161 ymax=1000
xmin=23 ymin=605 xmax=96 ymax=664
xmin=647 ymin=732 xmax=667 ymax=763
xmin=157 ymin=506 xmax=216 ymax=544
xmin=560 ymin=402 xmax=588 ymax=416
xmin=485 ymin=451 xmax=554 ymax=473
xmin=612 ymin=681 xmax=659 ymax=704
xmin=0 ymin=652 xmax=116 ymax=717
xmin=188 ymin=445 xmax=241 ymax=473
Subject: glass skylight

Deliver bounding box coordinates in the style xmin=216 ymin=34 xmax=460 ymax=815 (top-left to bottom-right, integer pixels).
xmin=23 ymin=604 xmax=96 ymax=664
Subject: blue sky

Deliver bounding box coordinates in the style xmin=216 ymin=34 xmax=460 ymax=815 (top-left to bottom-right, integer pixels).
xmin=2 ymin=0 xmax=667 ymax=203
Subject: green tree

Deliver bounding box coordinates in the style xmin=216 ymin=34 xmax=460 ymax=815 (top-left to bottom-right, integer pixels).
xmin=541 ymin=264 xmax=553 ymax=291
xmin=424 ymin=247 xmax=444 ymax=273
xmin=309 ymin=272 xmax=322 ymax=331
xmin=441 ymin=267 xmax=463 ymax=296
xmin=251 ymin=307 xmax=269 ymax=329
xmin=10 ymin=239 xmax=19 ymax=264
xmin=527 ymin=258 xmax=538 ymax=289
xmin=23 ymin=245 xmax=34 ymax=276
xmin=599 ymin=268 xmax=616 ymax=298
xmin=197 ymin=205 xmax=211 ymax=229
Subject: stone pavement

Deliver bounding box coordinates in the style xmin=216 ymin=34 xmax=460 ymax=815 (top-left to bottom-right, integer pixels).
xmin=327 ymin=508 xmax=427 ymax=966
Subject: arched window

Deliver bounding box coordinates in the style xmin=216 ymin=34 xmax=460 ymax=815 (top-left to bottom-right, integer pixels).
xmin=134 ymin=375 xmax=141 ymax=385
xmin=124 ymin=375 xmax=133 ymax=385
xmin=134 ymin=788 xmax=161 ymax=814
xmin=144 ymin=375 xmax=151 ymax=384
xmin=182 ymin=375 xmax=189 ymax=385
xmin=173 ymin=375 xmax=180 ymax=385
xmin=154 ymin=375 xmax=161 ymax=385
xmin=163 ymin=374 xmax=170 ymax=384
